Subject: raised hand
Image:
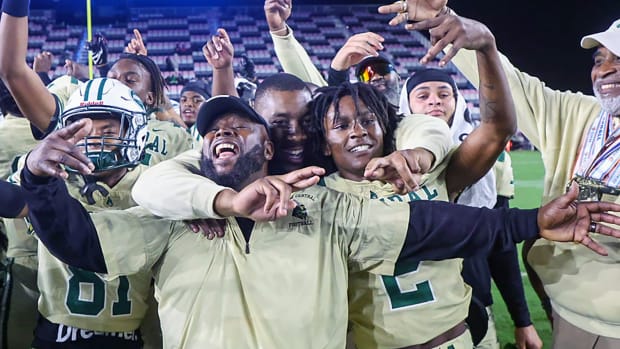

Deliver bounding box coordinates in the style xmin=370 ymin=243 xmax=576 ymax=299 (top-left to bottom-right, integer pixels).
xmin=378 ymin=0 xmax=448 ymax=26
xmin=202 ymin=28 xmax=234 ymax=70
xmin=125 ymin=29 xmax=147 ymax=56
xmin=219 ymin=166 xmax=325 ymax=222
xmin=186 ymin=218 xmax=227 ymax=240
xmin=408 ymin=14 xmax=496 ymax=67
xmin=538 ymin=183 xmax=620 ymax=256
xmin=33 ymin=51 xmax=53 ymax=73
xmin=86 ymin=32 xmax=108 ymax=66
xmin=64 ymin=59 xmax=90 ymax=81
xmin=26 ymin=119 xmax=95 ymax=179
xmin=264 ymin=0 xmax=292 ymax=33
xmin=364 ymin=148 xmax=433 ymax=194
xmin=330 ymin=32 xmax=385 ymax=71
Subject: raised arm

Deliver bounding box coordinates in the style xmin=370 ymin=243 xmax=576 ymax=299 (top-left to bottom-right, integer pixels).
xmin=265 ymin=0 xmax=327 ymax=86
xmin=407 ymin=15 xmax=517 ymax=197
xmin=203 ymin=28 xmax=236 ymax=96
xmin=328 ymin=32 xmax=385 ymax=86
xmin=0 ymin=1 xmax=57 ymax=132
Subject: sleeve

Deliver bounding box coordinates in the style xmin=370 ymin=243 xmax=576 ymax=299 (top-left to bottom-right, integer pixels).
xmin=488 ymin=244 xmax=532 ymax=327
xmin=30 ymin=94 xmax=61 ymax=140
xmin=398 ymin=201 xmax=539 ymax=262
xmin=271 ymin=26 xmax=328 ymax=87
xmin=395 ymin=114 xmax=453 ymax=170
xmin=327 ymin=66 xmax=350 ymax=87
xmin=493 ymin=151 xmax=514 ymax=199
xmin=131 ymin=149 xmax=229 ymax=220
xmin=0 ymin=179 xmax=26 ymax=218
xmin=21 ymin=165 xmax=172 ymax=277
xmin=20 ymin=165 xmax=106 ymax=272
xmin=450 ymin=48 xmax=600 ymax=152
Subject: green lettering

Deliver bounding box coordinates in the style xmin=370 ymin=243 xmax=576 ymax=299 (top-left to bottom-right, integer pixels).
xmin=381 ymin=260 xmax=435 ymax=310
xmin=421 ymin=186 xmax=438 ymax=200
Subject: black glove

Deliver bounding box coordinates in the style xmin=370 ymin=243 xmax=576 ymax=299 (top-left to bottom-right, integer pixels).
xmin=85 ymin=33 xmax=108 ymax=66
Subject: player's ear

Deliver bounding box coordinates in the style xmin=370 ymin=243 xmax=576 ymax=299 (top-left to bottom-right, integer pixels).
xmin=145 ymin=92 xmax=155 ymax=107
xmin=264 ymin=140 xmax=274 ymax=161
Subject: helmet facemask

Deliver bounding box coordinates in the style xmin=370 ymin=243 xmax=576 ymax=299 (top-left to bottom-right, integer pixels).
xmin=62 ymin=78 xmax=149 ymax=173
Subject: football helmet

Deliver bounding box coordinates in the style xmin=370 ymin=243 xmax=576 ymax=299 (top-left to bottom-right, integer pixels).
xmin=62 ymin=78 xmax=148 ymax=172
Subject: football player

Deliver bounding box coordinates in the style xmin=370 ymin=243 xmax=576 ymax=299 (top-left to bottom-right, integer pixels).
xmin=20 ymin=94 xmax=620 ymax=349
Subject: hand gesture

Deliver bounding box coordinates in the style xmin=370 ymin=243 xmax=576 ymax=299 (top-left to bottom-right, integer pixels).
xmin=202 ymin=28 xmax=234 ymax=70
xmin=538 ymin=183 xmax=620 ymax=256
xmin=186 ymin=218 xmax=227 ymax=240
xmin=408 ymin=15 xmax=496 ymax=66
xmin=330 ymin=32 xmax=385 ymax=71
xmin=26 ymin=119 xmax=95 ymax=179
xmin=33 ymin=51 xmax=53 ymax=73
xmin=378 ymin=0 xmax=448 ymax=26
xmin=364 ymin=148 xmax=433 ymax=194
xmin=514 ymin=325 xmax=543 ymax=349
xmin=86 ymin=32 xmax=109 ymax=66
xmin=230 ymin=166 xmax=325 ymax=221
xmin=125 ymin=29 xmax=147 ymax=56
xmin=264 ymin=0 xmax=292 ymax=33
xmin=64 ymin=59 xmax=89 ymax=81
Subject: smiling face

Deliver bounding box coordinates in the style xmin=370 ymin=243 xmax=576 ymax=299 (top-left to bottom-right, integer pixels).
xmin=591 ymin=46 xmax=620 ymax=116
xmin=201 ymin=113 xmax=273 ymax=189
xmin=408 ymin=81 xmax=456 ymax=124
xmin=180 ymin=91 xmax=206 ymax=126
xmin=323 ymin=95 xmax=384 ymax=181
xmin=254 ymin=89 xmax=312 ymax=174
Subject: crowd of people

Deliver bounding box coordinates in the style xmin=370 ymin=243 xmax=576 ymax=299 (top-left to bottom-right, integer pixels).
xmin=0 ymin=0 xmax=619 ymax=348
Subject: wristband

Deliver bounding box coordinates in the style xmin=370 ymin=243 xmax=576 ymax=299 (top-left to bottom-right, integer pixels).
xmin=1 ymin=0 xmax=30 ymax=18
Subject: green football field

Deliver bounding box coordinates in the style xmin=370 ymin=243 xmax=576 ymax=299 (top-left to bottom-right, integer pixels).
xmin=490 ymin=150 xmax=552 ymax=348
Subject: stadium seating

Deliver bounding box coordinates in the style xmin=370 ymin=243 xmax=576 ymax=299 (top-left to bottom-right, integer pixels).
xmin=29 ymin=5 xmax=480 ymax=118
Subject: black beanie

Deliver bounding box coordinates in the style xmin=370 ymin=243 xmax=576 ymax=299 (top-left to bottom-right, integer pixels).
xmin=180 ymin=80 xmax=211 ymax=99
xmin=406 ymin=68 xmax=458 ymax=98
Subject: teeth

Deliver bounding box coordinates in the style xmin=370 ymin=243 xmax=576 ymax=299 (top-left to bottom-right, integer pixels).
xmin=350 ymin=145 xmax=370 ymax=153
xmin=286 ymin=149 xmax=303 ymax=156
xmin=601 ymin=83 xmax=620 ymax=90
xmin=215 ymin=143 xmax=236 ymax=156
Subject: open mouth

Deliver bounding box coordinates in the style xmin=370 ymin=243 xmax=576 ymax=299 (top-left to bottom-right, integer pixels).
xmin=213 ymin=142 xmax=239 ymax=159
xmin=281 ymin=147 xmax=304 ymax=163
xmin=599 ymin=82 xmax=620 ymax=96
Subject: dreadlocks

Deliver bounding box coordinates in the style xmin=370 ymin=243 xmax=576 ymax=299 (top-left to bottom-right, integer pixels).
xmin=307 ymin=82 xmax=402 ymax=173
xmin=114 ymin=53 xmax=167 ymax=110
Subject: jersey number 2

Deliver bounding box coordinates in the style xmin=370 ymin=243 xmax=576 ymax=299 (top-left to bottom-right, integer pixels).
xmin=381 ymin=260 xmax=435 ymax=310
xmin=66 ymin=266 xmax=132 ymax=316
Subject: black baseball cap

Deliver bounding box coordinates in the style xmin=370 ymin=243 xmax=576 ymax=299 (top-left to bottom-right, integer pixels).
xmin=196 ymin=95 xmax=270 ymax=137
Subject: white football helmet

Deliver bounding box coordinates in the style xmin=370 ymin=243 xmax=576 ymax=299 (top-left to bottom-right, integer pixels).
xmin=62 ymin=78 xmax=148 ymax=171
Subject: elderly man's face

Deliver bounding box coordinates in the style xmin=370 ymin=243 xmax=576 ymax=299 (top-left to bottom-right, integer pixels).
xmin=591 ymin=46 xmax=620 ymax=116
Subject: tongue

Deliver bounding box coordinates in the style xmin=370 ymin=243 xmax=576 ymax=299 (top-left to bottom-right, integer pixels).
xmin=218 ymin=150 xmax=236 ymax=159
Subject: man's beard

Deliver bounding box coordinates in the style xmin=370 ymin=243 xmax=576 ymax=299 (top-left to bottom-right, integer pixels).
xmin=200 ymin=144 xmax=266 ymax=191
xmin=594 ymin=89 xmax=620 ymax=116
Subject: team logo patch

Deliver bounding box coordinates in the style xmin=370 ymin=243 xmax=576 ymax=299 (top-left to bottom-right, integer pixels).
xmin=288 ymin=202 xmax=314 ymax=228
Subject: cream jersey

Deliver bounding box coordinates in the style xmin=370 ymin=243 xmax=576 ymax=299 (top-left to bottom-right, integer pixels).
xmin=48 ymin=75 xmax=193 ymax=167
xmin=0 ymin=114 xmax=37 ymax=180
xmin=452 ymin=48 xmax=620 ymax=337
xmin=324 ymin=162 xmax=471 ymax=347
xmin=12 ymin=162 xmax=154 ymax=332
xmin=493 ymin=151 xmax=515 ymax=199
xmin=132 ymin=116 xmax=452 ymax=220
xmin=94 ymin=185 xmax=410 ymax=349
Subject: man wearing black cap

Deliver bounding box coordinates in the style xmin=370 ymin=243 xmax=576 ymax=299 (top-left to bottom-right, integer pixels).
xmin=179 ymin=80 xmax=211 ymax=128
xmin=20 ymin=91 xmax=620 ymax=349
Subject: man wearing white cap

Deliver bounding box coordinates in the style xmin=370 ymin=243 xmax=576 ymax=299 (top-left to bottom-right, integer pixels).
xmin=412 ymin=10 xmax=620 ymax=349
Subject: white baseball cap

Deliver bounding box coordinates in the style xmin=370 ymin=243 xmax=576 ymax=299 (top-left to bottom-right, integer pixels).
xmin=581 ymin=19 xmax=620 ymax=57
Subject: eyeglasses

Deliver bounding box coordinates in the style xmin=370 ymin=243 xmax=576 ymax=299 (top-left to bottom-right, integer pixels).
xmin=357 ymin=63 xmax=395 ymax=83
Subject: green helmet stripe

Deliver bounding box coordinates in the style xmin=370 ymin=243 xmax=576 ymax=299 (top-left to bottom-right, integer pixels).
xmin=97 ymin=78 xmax=108 ymax=100
xmin=83 ymin=80 xmax=93 ymax=102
